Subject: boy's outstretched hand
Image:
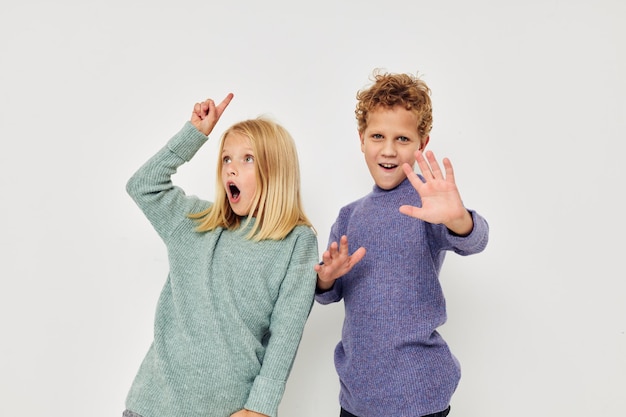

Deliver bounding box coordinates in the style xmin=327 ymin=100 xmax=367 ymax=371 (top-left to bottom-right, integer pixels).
xmin=191 ymin=93 xmax=234 ymax=136
xmin=400 ymin=150 xmax=474 ymax=236
xmin=315 ymin=235 xmax=366 ymax=291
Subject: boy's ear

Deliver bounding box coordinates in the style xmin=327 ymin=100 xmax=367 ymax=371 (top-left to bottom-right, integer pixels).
xmin=420 ymin=135 xmax=430 ymax=150
xmin=359 ymin=131 xmax=366 ymax=151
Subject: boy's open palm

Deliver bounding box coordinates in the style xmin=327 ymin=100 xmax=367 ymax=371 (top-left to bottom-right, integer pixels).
xmin=400 ymin=150 xmax=473 ymax=235
xmin=191 ymin=93 xmax=234 ymax=136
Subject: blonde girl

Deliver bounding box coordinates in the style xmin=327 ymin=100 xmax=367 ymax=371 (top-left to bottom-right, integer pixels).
xmin=123 ymin=94 xmax=318 ymax=417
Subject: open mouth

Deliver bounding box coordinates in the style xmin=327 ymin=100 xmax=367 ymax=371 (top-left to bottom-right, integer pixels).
xmin=228 ymin=183 xmax=240 ymax=200
xmin=379 ymin=163 xmax=397 ymax=170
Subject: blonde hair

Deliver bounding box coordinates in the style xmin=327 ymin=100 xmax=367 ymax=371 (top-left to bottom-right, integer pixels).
xmin=356 ymin=69 xmax=433 ymax=141
xmin=189 ymin=118 xmax=313 ymax=241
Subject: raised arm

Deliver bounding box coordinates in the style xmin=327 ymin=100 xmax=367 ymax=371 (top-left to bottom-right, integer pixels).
xmin=399 ymin=150 xmax=473 ymax=236
xmin=126 ymin=94 xmax=234 ymax=239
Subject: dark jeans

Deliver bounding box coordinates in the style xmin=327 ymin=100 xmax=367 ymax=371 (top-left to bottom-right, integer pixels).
xmin=340 ymin=405 xmax=450 ymax=417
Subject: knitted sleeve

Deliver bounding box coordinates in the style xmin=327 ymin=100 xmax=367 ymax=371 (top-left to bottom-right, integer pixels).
xmin=428 ymin=209 xmax=490 ymax=256
xmin=315 ymin=204 xmax=352 ymax=304
xmin=244 ymin=227 xmax=319 ymax=417
xmin=126 ymin=122 xmax=211 ymax=240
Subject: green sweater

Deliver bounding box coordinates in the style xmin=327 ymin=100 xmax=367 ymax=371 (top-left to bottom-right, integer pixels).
xmin=125 ymin=122 xmax=319 ymax=417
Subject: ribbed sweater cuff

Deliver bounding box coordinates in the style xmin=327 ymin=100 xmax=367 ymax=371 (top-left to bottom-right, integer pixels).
xmin=244 ymin=375 xmax=286 ymax=417
xmin=447 ymin=210 xmax=483 ymax=243
xmin=166 ymin=121 xmax=209 ymax=161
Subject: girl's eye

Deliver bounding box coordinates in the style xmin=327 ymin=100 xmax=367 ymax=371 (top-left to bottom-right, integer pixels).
xmin=222 ymin=156 xmax=231 ymax=164
xmin=244 ymin=155 xmax=255 ymax=163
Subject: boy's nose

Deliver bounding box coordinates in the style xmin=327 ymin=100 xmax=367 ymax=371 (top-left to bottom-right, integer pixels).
xmin=381 ymin=140 xmax=397 ymax=156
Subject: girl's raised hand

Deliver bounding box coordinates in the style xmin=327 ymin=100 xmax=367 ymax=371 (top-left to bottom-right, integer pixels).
xmin=191 ymin=93 xmax=234 ymax=136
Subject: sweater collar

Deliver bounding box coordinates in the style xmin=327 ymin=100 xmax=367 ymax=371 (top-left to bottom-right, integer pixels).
xmin=371 ymin=177 xmax=413 ymax=195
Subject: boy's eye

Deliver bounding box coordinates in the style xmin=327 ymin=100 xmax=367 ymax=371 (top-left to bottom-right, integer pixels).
xmin=397 ymin=136 xmax=410 ymax=143
xmin=372 ymin=134 xmax=383 ymax=140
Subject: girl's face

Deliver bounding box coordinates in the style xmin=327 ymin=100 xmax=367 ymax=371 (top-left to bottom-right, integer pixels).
xmin=221 ymin=132 xmax=258 ymax=216
xmin=359 ymin=105 xmax=428 ymax=190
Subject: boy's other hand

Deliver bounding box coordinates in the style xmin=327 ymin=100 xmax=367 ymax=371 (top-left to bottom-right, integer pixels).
xmin=315 ymin=235 xmax=366 ymax=290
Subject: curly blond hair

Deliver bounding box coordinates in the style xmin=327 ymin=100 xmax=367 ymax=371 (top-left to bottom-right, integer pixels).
xmin=355 ymin=70 xmax=433 ymax=140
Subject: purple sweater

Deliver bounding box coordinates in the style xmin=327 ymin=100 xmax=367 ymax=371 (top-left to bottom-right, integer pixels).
xmin=316 ymin=178 xmax=489 ymax=417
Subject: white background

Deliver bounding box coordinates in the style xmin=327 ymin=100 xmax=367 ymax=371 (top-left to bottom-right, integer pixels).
xmin=1 ymin=1 xmax=624 ymax=416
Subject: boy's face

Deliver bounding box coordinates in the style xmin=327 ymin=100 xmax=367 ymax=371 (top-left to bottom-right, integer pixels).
xmin=360 ymin=105 xmax=428 ymax=190
xmin=221 ymin=132 xmax=258 ymax=216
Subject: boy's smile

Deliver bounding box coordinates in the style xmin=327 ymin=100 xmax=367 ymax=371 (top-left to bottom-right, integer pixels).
xmin=360 ymin=105 xmax=428 ymax=190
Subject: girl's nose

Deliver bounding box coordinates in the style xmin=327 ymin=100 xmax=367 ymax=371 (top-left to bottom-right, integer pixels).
xmin=227 ymin=163 xmax=239 ymax=176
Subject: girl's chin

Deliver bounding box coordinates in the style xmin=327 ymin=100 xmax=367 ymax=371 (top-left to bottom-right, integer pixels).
xmin=229 ymin=204 xmax=250 ymax=217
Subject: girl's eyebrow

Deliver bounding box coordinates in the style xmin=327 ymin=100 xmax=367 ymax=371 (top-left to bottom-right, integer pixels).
xmin=222 ymin=147 xmax=254 ymax=154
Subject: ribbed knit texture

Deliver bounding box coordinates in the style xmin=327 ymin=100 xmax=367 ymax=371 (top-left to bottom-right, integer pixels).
xmin=316 ymin=178 xmax=489 ymax=417
xmin=125 ymin=122 xmax=319 ymax=417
